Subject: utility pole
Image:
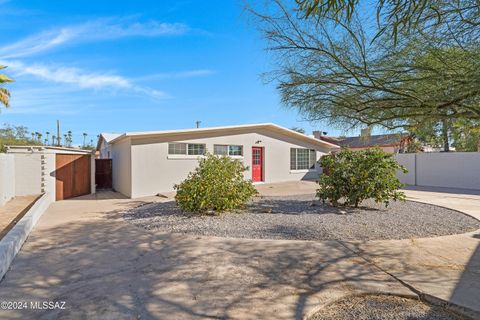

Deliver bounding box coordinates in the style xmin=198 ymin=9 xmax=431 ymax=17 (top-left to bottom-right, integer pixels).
xmin=56 ymin=120 xmax=61 ymax=146
xmin=195 ymin=120 xmax=201 ymax=128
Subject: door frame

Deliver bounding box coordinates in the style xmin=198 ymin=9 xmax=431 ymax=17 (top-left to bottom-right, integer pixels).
xmin=251 ymin=146 xmax=264 ymax=182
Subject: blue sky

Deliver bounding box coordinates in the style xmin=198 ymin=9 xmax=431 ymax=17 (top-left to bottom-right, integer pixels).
xmin=0 ymin=0 xmax=354 ymax=145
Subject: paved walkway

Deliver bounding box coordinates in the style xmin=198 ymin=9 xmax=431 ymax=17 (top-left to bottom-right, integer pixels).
xmin=0 ymin=191 xmax=411 ymax=319
xmin=0 ymin=184 xmax=478 ymax=319
xmin=259 ymin=182 xmax=480 ymax=316
xmin=353 ymin=186 xmax=480 ymax=317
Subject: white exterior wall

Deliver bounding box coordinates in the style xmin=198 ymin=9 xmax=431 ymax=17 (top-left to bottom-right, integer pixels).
xmin=0 ymin=154 xmax=15 ymax=206
xmin=14 ymin=153 xmax=43 ymax=196
xmin=395 ymin=153 xmax=416 ymax=185
xmin=395 ymin=152 xmax=480 ymax=190
xmin=99 ymin=139 xmax=112 ymax=159
xmin=129 ymin=129 xmax=329 ymax=198
xmin=5 ymin=147 xmax=95 ymax=202
xmin=111 ymin=139 xmax=132 ymax=197
xmin=416 ymin=152 xmax=480 ymax=190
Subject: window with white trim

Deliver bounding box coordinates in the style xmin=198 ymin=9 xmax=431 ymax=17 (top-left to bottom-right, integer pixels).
xmin=213 ymin=145 xmax=228 ymax=155
xmin=213 ymin=144 xmax=243 ymax=156
xmin=290 ymin=148 xmax=316 ymax=170
xmin=168 ymin=143 xmax=187 ymax=155
xmin=168 ymin=143 xmax=206 ymax=155
xmin=188 ymin=143 xmax=206 ymax=155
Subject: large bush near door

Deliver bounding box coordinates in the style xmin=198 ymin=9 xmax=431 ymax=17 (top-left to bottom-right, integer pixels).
xmin=174 ymin=154 xmax=258 ymax=214
xmin=317 ymin=148 xmax=407 ymax=208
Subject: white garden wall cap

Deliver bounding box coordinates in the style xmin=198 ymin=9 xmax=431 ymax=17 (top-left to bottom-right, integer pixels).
xmin=5 ymin=145 xmax=94 ymax=154
xmin=109 ymin=123 xmax=341 ymax=150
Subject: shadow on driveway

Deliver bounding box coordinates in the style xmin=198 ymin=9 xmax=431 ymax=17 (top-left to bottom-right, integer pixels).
xmin=0 ymin=198 xmax=411 ymax=319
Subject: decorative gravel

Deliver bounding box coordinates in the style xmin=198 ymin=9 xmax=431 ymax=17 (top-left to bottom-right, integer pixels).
xmin=308 ymin=295 xmax=466 ymax=320
xmin=123 ymin=194 xmax=480 ymax=241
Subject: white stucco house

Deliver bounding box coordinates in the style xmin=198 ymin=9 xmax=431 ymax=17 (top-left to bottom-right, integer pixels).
xmin=98 ymin=123 xmax=339 ymax=198
xmin=97 ymin=133 xmax=121 ymax=159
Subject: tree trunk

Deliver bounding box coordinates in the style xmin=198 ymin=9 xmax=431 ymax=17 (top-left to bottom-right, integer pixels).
xmin=441 ymin=119 xmax=450 ymax=152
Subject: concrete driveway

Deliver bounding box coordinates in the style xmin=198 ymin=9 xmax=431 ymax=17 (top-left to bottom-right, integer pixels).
xmin=0 ymin=183 xmax=478 ymax=319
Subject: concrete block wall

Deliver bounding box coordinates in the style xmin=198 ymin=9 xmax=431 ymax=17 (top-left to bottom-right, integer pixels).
xmin=13 ymin=153 xmax=43 ymax=196
xmin=0 ymin=152 xmax=56 ymax=205
xmin=395 ymin=152 xmax=480 ymax=190
xmin=0 ymin=154 xmax=15 ymax=206
xmin=395 ymin=153 xmax=416 ymax=185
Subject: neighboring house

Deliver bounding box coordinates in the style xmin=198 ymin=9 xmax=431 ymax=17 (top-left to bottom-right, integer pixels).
xmin=98 ymin=123 xmax=339 ymax=198
xmin=314 ymin=130 xmax=412 ymax=154
xmin=96 ymin=133 xmax=121 ymax=159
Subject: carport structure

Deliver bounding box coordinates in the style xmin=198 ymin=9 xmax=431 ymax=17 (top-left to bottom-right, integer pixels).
xmin=6 ymin=146 xmax=95 ymax=201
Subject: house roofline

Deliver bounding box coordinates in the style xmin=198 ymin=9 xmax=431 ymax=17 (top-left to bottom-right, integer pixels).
xmin=346 ymin=144 xmax=400 ymax=149
xmin=109 ymin=123 xmax=340 ymax=150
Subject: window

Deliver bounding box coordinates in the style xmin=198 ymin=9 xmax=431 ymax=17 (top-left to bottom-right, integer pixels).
xmin=168 ymin=143 xmax=187 ymax=155
xmin=228 ymin=145 xmax=243 ymax=156
xmin=290 ymin=148 xmax=316 ymax=170
xmin=188 ymin=143 xmax=206 ymax=155
xmin=168 ymin=143 xmax=206 ymax=155
xmin=214 ymin=145 xmax=228 ymax=155
xmin=213 ymin=144 xmax=243 ymax=156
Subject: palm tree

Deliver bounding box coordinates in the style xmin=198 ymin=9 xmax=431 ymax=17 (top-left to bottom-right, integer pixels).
xmin=64 ymin=131 xmax=73 ymax=147
xmin=0 ymin=65 xmax=13 ymax=108
xmin=82 ymin=132 xmax=88 ymax=147
xmin=45 ymin=131 xmax=50 ymax=145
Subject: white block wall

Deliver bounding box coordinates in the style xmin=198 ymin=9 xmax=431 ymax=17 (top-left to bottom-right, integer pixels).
xmin=0 ymin=154 xmax=15 ymax=206
xmin=395 ymin=153 xmax=416 ymax=185
xmin=0 ymin=152 xmax=57 ymax=205
xmin=13 ymin=153 xmax=43 ymax=196
xmin=395 ymin=152 xmax=480 ymax=190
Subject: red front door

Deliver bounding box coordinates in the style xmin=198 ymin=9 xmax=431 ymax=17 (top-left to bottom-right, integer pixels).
xmin=252 ymin=147 xmax=263 ymax=182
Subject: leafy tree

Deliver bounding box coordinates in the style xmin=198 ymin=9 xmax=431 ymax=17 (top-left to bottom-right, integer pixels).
xmin=64 ymin=130 xmax=73 ymax=147
xmin=82 ymin=138 xmax=96 ymax=151
xmin=174 ymin=154 xmax=258 ymax=214
xmin=251 ymin=1 xmax=480 ymax=136
xmin=0 ymin=66 xmax=13 ymax=108
xmin=290 ymin=127 xmax=306 ymax=134
xmin=296 ymin=0 xmax=480 ymax=45
xmin=317 ymin=148 xmax=406 ymax=207
xmin=0 ymin=124 xmax=42 ymax=152
xmin=451 ymin=119 xmax=480 ymax=152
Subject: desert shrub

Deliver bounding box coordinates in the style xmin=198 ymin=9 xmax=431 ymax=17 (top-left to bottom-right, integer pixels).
xmin=317 ymin=148 xmax=407 ymax=207
xmin=174 ymin=154 xmax=258 ymax=214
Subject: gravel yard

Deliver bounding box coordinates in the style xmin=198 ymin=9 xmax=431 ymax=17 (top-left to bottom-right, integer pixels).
xmin=123 ymin=194 xmax=480 ymax=241
xmin=308 ymin=295 xmax=466 ymax=320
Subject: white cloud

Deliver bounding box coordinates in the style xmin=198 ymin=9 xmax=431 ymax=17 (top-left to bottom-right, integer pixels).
xmin=0 ymin=19 xmax=189 ymax=58
xmin=4 ymin=60 xmax=166 ymax=99
xmin=136 ymin=69 xmax=216 ymax=81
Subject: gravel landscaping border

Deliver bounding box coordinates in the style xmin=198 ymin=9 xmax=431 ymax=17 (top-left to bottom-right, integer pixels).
xmin=123 ymin=194 xmax=480 ymax=241
xmin=308 ymin=294 xmax=467 ymax=320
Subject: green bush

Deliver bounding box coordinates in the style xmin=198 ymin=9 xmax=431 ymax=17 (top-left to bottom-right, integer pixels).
xmin=317 ymin=148 xmax=407 ymax=207
xmin=174 ymin=154 xmax=258 ymax=214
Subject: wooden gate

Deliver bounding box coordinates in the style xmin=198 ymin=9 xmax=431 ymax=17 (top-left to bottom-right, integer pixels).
xmin=95 ymin=159 xmax=112 ymax=189
xmin=56 ymin=154 xmax=91 ymax=201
